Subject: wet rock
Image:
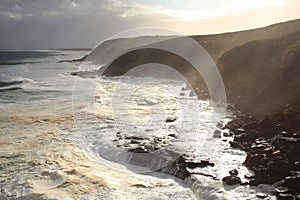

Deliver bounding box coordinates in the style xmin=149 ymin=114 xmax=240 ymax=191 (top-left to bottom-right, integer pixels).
xmin=244 ymin=153 xmax=265 ymax=167
xmin=222 ymin=176 xmax=241 ymax=185
xmin=116 ymin=132 xmax=122 ymax=138
xmin=216 ymin=122 xmax=223 ymax=129
xmin=258 ymin=118 xmax=276 ymax=130
xmin=244 ymin=172 xmax=255 ymax=179
xmin=284 ymin=174 xmax=300 ymax=192
xmin=225 ymin=104 xmax=300 ymax=197
xmin=224 ymin=121 xmax=241 ymax=130
xmin=129 ymin=147 xmax=148 ymax=153
xmin=256 ymin=193 xmax=268 ymax=199
xmin=287 ymin=141 xmax=300 ymax=162
xmin=267 ymin=158 xmax=291 ymax=177
xmin=213 ymin=130 xmax=221 ymax=138
xmin=275 ymin=186 xmax=289 ymax=193
xmin=159 ymin=156 xmax=215 ymax=180
xmin=243 ymin=121 xmax=257 ymax=130
xmin=233 ymin=128 xmax=246 ymax=135
xmin=229 ymin=169 xmax=239 ymax=176
xmin=223 ymin=132 xmax=234 ymax=137
xmin=235 ymin=129 xmax=259 ymax=142
xmin=277 ymin=193 xmax=296 ymax=200
xmin=168 ymin=133 xmax=176 ymax=138
xmin=165 ymin=117 xmax=177 ymax=123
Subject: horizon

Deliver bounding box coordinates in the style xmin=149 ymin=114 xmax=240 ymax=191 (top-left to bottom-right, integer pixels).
xmin=0 ymin=0 xmax=300 ymax=49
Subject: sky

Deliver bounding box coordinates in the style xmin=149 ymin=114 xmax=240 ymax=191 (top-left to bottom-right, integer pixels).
xmin=0 ymin=0 xmax=299 ymax=49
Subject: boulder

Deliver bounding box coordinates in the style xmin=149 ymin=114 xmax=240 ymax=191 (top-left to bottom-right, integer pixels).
xmin=235 ymin=129 xmax=259 ymax=142
xmin=229 ymin=169 xmax=239 ymax=176
xmin=222 ymin=176 xmax=241 ymax=185
xmin=165 ymin=117 xmax=177 ymax=123
xmin=267 ymin=158 xmax=291 ymax=177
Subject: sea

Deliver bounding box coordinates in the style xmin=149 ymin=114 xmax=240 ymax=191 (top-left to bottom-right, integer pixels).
xmin=0 ymin=50 xmax=276 ymax=199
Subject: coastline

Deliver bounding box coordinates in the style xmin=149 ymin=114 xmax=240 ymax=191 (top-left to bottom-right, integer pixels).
xmin=225 ymin=103 xmax=300 ymax=199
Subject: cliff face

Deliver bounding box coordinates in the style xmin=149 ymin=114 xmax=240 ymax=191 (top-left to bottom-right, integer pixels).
xmin=218 ymin=31 xmax=300 ymax=116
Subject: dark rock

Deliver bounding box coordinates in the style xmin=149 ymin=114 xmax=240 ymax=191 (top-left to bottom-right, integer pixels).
xmin=256 ymin=193 xmax=268 ymax=199
xmin=258 ymin=118 xmax=276 ymax=130
xmin=223 ymin=132 xmax=234 ymax=137
xmin=200 ymin=160 xmax=215 ymax=167
xmin=222 ymin=176 xmax=241 ymax=185
xmin=224 ymin=121 xmax=241 ymax=130
xmin=233 ymin=128 xmax=246 ymax=135
xmin=165 ymin=117 xmax=177 ymax=123
xmin=287 ymin=141 xmax=300 ymax=162
xmin=244 ymin=172 xmax=255 ymax=179
xmin=229 ymin=141 xmax=243 ymax=149
xmin=277 ymin=193 xmax=296 ymax=200
xmin=285 ymin=174 xmax=300 ymax=192
xmin=129 ymin=147 xmax=148 ymax=153
xmin=275 ymin=186 xmax=289 ymax=193
xmin=267 ymin=158 xmax=291 ymax=177
xmin=229 ymin=169 xmax=239 ymax=176
xmin=116 ymin=132 xmax=122 ymax=138
xmin=217 ymin=122 xmax=224 ymax=129
xmin=235 ymin=129 xmax=259 ymax=142
xmin=168 ymin=133 xmax=176 ymax=138
xmin=244 ymin=154 xmax=264 ymax=167
xmin=130 ymin=140 xmax=140 ymax=144
xmin=224 ymin=103 xmax=300 ymax=196
xmin=240 ymin=181 xmax=249 ymax=186
xmin=159 ymin=156 xmax=215 ymax=180
xmin=213 ymin=130 xmax=222 ymax=138
xmin=244 ymin=121 xmax=257 ymax=130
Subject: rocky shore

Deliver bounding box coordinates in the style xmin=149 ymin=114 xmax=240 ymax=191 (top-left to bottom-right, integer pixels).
xmin=225 ymin=104 xmax=300 ymax=199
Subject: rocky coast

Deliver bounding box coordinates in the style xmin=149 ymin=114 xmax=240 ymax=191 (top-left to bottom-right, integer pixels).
xmin=224 ymin=104 xmax=300 ymax=199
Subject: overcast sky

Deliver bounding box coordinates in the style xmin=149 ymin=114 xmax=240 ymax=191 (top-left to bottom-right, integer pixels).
xmin=0 ymin=0 xmax=299 ymax=49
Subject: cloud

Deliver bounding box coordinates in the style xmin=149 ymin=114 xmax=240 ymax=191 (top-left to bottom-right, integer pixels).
xmin=0 ymin=0 xmax=298 ymax=49
xmin=106 ymin=0 xmax=287 ymax=21
xmin=0 ymin=0 xmax=290 ymax=22
xmin=102 ymin=0 xmax=161 ymax=17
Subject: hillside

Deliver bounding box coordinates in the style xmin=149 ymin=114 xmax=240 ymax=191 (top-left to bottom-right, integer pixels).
xmin=218 ymin=30 xmax=300 ymax=116
xmin=86 ymin=19 xmax=300 ymax=66
xmin=193 ymin=18 xmax=300 ymax=61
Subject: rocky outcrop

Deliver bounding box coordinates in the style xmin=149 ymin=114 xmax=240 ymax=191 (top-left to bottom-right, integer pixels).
xmin=226 ymin=104 xmax=300 ymax=198
xmin=113 ymin=131 xmax=215 ymax=180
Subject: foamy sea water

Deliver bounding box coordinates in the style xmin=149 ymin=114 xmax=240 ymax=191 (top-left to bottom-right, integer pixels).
xmin=0 ymin=51 xmax=276 ymax=199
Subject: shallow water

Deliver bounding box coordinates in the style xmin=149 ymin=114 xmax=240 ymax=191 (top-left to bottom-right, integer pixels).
xmin=0 ymin=51 xmax=276 ymax=199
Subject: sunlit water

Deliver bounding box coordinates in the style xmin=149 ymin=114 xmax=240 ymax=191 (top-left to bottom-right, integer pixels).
xmin=0 ymin=51 xmax=275 ymax=199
